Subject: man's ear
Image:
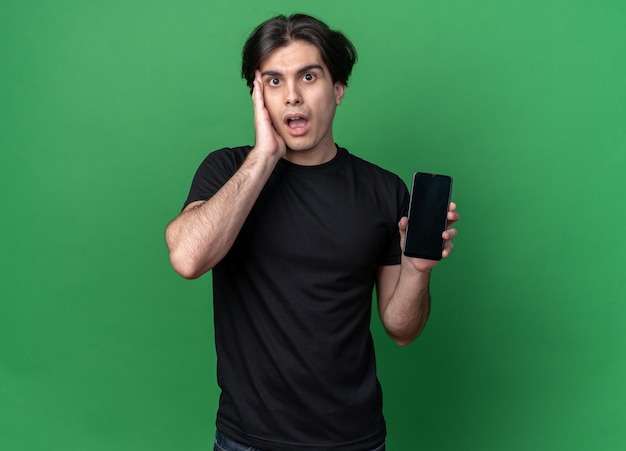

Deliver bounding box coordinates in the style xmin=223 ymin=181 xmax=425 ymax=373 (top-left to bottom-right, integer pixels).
xmin=334 ymin=82 xmax=346 ymax=105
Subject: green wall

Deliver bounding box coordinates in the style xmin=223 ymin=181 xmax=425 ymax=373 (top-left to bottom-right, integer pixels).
xmin=2 ymin=1 xmax=625 ymax=450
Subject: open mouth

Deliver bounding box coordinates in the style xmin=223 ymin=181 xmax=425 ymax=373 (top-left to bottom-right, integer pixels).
xmin=285 ymin=115 xmax=308 ymax=130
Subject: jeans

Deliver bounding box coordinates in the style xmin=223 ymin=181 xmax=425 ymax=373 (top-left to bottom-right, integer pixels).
xmin=214 ymin=430 xmax=386 ymax=451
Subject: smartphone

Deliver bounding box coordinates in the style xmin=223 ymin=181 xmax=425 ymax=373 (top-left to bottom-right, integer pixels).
xmin=404 ymin=172 xmax=453 ymax=260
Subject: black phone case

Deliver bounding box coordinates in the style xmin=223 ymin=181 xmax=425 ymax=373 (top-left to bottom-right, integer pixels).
xmin=403 ymin=172 xmax=453 ymax=260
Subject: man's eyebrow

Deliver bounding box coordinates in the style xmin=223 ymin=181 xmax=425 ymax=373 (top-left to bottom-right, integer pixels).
xmin=260 ymin=70 xmax=282 ymax=77
xmin=260 ymin=64 xmax=325 ymax=77
xmin=297 ymin=64 xmax=324 ymax=74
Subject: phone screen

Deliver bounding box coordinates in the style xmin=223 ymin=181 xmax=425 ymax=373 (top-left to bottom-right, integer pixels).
xmin=404 ymin=172 xmax=453 ymax=260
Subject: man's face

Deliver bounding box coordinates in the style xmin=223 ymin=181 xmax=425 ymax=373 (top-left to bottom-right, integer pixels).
xmin=259 ymin=40 xmax=346 ymax=165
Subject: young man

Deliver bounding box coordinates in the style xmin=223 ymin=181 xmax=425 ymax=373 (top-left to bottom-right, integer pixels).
xmin=165 ymin=13 xmax=459 ymax=451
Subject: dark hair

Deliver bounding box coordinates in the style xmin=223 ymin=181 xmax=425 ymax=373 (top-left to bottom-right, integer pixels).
xmin=241 ymin=13 xmax=357 ymax=93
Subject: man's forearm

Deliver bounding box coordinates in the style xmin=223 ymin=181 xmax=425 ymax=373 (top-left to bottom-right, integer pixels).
xmin=379 ymin=261 xmax=432 ymax=346
xmin=165 ymin=149 xmax=279 ymax=279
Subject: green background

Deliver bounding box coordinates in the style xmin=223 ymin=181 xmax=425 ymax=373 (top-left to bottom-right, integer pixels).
xmin=2 ymin=1 xmax=625 ymax=450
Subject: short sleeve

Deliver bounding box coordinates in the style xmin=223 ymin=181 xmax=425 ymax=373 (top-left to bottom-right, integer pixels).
xmin=377 ymin=176 xmax=410 ymax=266
xmin=182 ymin=146 xmax=251 ymax=210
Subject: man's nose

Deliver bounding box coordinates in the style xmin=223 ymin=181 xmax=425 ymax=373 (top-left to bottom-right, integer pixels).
xmin=285 ymin=82 xmax=302 ymax=105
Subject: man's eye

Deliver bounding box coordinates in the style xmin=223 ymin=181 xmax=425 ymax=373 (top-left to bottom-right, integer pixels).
xmin=268 ymin=78 xmax=280 ymax=86
xmin=303 ymin=73 xmax=316 ymax=82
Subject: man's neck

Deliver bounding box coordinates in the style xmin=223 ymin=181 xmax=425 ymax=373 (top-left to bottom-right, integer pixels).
xmin=283 ymin=143 xmax=338 ymax=166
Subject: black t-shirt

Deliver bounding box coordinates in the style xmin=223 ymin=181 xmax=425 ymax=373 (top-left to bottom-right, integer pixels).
xmin=185 ymin=145 xmax=409 ymax=450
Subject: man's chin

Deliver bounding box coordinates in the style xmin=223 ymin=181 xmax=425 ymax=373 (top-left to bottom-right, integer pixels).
xmin=283 ymin=137 xmax=314 ymax=153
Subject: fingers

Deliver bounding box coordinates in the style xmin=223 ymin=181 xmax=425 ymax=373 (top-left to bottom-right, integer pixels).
xmin=447 ymin=202 xmax=460 ymax=227
xmin=443 ymin=204 xmax=459 ymax=258
xmin=397 ymin=216 xmax=408 ymax=248
xmin=252 ymin=70 xmax=264 ymax=115
xmin=442 ymin=224 xmax=457 ymax=258
xmin=442 ymin=227 xmax=457 ymax=241
xmin=442 ymin=240 xmax=454 ymax=258
xmin=251 ymin=71 xmax=285 ymax=156
xmin=397 ymin=216 xmax=408 ymax=232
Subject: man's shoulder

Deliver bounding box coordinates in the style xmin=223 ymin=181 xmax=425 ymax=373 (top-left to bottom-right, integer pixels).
xmin=342 ymin=147 xmax=406 ymax=187
xmin=183 ymin=145 xmax=253 ymax=209
xmin=203 ymin=145 xmax=252 ymax=163
xmin=195 ymin=145 xmax=252 ymax=173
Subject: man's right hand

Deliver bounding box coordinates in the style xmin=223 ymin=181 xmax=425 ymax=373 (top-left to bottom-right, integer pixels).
xmin=252 ymin=70 xmax=286 ymax=159
xmin=166 ymin=71 xmax=287 ymax=279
